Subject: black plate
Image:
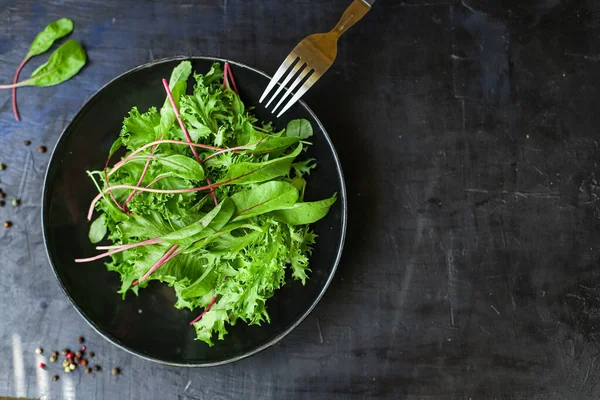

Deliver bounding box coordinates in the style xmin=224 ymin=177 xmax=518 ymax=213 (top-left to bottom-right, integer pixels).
xmin=42 ymin=56 xmax=347 ymax=366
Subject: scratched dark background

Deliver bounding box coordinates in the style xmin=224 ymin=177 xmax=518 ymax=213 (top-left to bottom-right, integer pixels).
xmin=2 ymin=0 xmax=600 ymax=399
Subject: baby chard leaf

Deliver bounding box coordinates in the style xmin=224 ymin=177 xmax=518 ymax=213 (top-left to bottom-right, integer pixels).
xmin=27 ymin=18 xmax=74 ymax=58
xmin=271 ymin=194 xmax=337 ymax=225
xmin=285 ymin=119 xmax=313 ymax=139
xmin=158 ymin=155 xmax=205 ymax=181
xmin=161 ymin=198 xmax=235 ymax=246
xmin=231 ymin=181 xmax=299 ymax=221
xmin=158 ymin=60 xmax=192 ymax=135
xmin=27 ymin=40 xmax=87 ymax=87
xmin=221 ymin=143 xmax=302 ymax=185
xmin=88 ymin=214 xmax=107 ymax=244
xmin=11 ymin=18 xmax=75 ymax=121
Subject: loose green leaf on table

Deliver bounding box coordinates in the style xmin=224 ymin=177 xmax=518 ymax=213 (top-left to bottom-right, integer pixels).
xmin=27 ymin=40 xmax=87 ymax=87
xmin=27 ymin=18 xmax=74 ymax=57
xmin=8 ymin=18 xmax=76 ymax=121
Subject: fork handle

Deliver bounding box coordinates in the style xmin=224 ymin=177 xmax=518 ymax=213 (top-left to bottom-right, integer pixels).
xmin=330 ymin=0 xmax=373 ymax=37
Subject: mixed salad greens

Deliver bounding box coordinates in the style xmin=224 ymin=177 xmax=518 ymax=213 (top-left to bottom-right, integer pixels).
xmin=76 ymin=61 xmax=336 ymax=345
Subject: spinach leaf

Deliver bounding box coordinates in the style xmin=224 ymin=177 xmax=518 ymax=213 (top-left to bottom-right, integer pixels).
xmin=27 ymin=18 xmax=74 ymax=58
xmin=221 ymin=143 xmax=303 ymax=185
xmin=271 ymin=194 xmax=337 ymax=225
xmin=8 ymin=18 xmax=80 ymax=121
xmin=231 ymin=181 xmax=298 ymax=221
xmin=160 ymin=198 xmax=235 ymax=246
xmin=158 ymin=155 xmax=205 ymax=181
xmin=285 ymin=119 xmax=313 ymax=139
xmin=88 ymin=215 xmax=107 ymax=244
xmin=25 ymin=40 xmax=86 ymax=87
xmin=158 ymin=60 xmax=192 ymax=135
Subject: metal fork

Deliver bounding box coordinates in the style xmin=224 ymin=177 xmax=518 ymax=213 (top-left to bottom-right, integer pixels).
xmin=259 ymin=0 xmax=376 ymax=117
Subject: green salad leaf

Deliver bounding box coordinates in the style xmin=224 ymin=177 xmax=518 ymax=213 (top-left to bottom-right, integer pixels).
xmin=78 ymin=61 xmax=336 ymax=346
xmin=27 ymin=18 xmax=74 ymax=58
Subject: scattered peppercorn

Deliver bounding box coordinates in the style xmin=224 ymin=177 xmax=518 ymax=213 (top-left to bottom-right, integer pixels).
xmin=69 ymin=363 xmax=76 ymax=371
xmin=39 ymin=362 xmax=46 ymax=369
xmin=62 ymin=360 xmax=69 ymax=368
xmin=0 ymin=163 xmax=5 ymax=170
xmin=61 ymin=349 xmax=68 ymax=356
xmin=94 ymin=365 xmax=101 ymax=372
xmin=49 ymin=355 xmax=57 ymax=363
xmin=52 ymin=375 xmax=59 ymax=381
xmin=23 ymin=140 xmax=31 ymax=146
xmin=38 ymin=146 xmax=47 ymax=153
xmin=80 ymin=359 xmax=88 ymax=367
xmin=0 ymin=200 xmax=4 ymax=207
xmin=76 ymin=350 xmax=83 ymax=358
xmin=74 ymin=356 xmax=81 ymax=364
xmin=85 ymin=367 xmax=92 ymax=374
xmin=81 ymin=345 xmax=87 ymax=352
xmin=51 ymin=351 xmax=58 ymax=358
xmin=35 ymin=348 xmax=43 ymax=354
xmin=111 ymin=368 xmax=120 ymax=376
xmin=66 ymin=352 xmax=74 ymax=359
xmin=0 ymin=191 xmax=5 ymax=199
xmin=11 ymin=199 xmax=20 ymax=207
xmin=64 ymin=367 xmax=70 ymax=373
xmin=77 ymin=337 xmax=85 ymax=343
xmin=3 ymin=221 xmax=12 ymax=228
xmin=89 ymin=352 xmax=95 ymax=358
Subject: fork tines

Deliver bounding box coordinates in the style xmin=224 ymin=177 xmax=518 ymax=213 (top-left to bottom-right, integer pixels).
xmin=259 ymin=53 xmax=317 ymax=118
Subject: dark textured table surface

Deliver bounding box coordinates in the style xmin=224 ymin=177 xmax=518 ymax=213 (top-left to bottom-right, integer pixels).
xmin=3 ymin=0 xmax=600 ymax=399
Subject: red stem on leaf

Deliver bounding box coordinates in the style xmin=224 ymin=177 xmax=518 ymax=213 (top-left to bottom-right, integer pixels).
xmin=206 ymin=175 xmax=218 ymax=206
xmin=189 ymin=295 xmax=217 ymax=325
xmin=125 ymin=174 xmax=171 ymax=204
xmin=123 ymin=135 xmax=162 ymax=207
xmin=201 ymin=136 xmax=267 ymax=164
xmin=96 ymin=236 xmax=162 ymax=250
xmin=12 ymin=56 xmax=30 ymax=121
xmin=223 ymin=62 xmax=239 ymax=94
xmin=104 ymin=157 xmax=131 ymax=214
xmin=90 ymin=160 xmax=264 ymax=220
xmin=88 ymin=179 xmax=221 ymax=220
xmin=88 ymin=176 xmax=235 ymax=218
xmin=132 ymin=244 xmax=180 ymax=285
xmin=75 ymin=237 xmax=163 ymax=263
xmin=162 ymin=78 xmax=219 ymax=205
xmin=162 ymin=79 xmax=201 ymax=163
xmin=189 ymin=277 xmax=228 ymax=325
xmin=109 ymin=139 xmax=223 ymax=177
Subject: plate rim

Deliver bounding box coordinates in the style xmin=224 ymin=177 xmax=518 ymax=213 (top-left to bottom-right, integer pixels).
xmin=41 ymin=55 xmax=347 ymax=367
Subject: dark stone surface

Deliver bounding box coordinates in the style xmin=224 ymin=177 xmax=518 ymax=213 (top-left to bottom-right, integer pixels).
xmin=2 ymin=0 xmax=600 ymax=398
